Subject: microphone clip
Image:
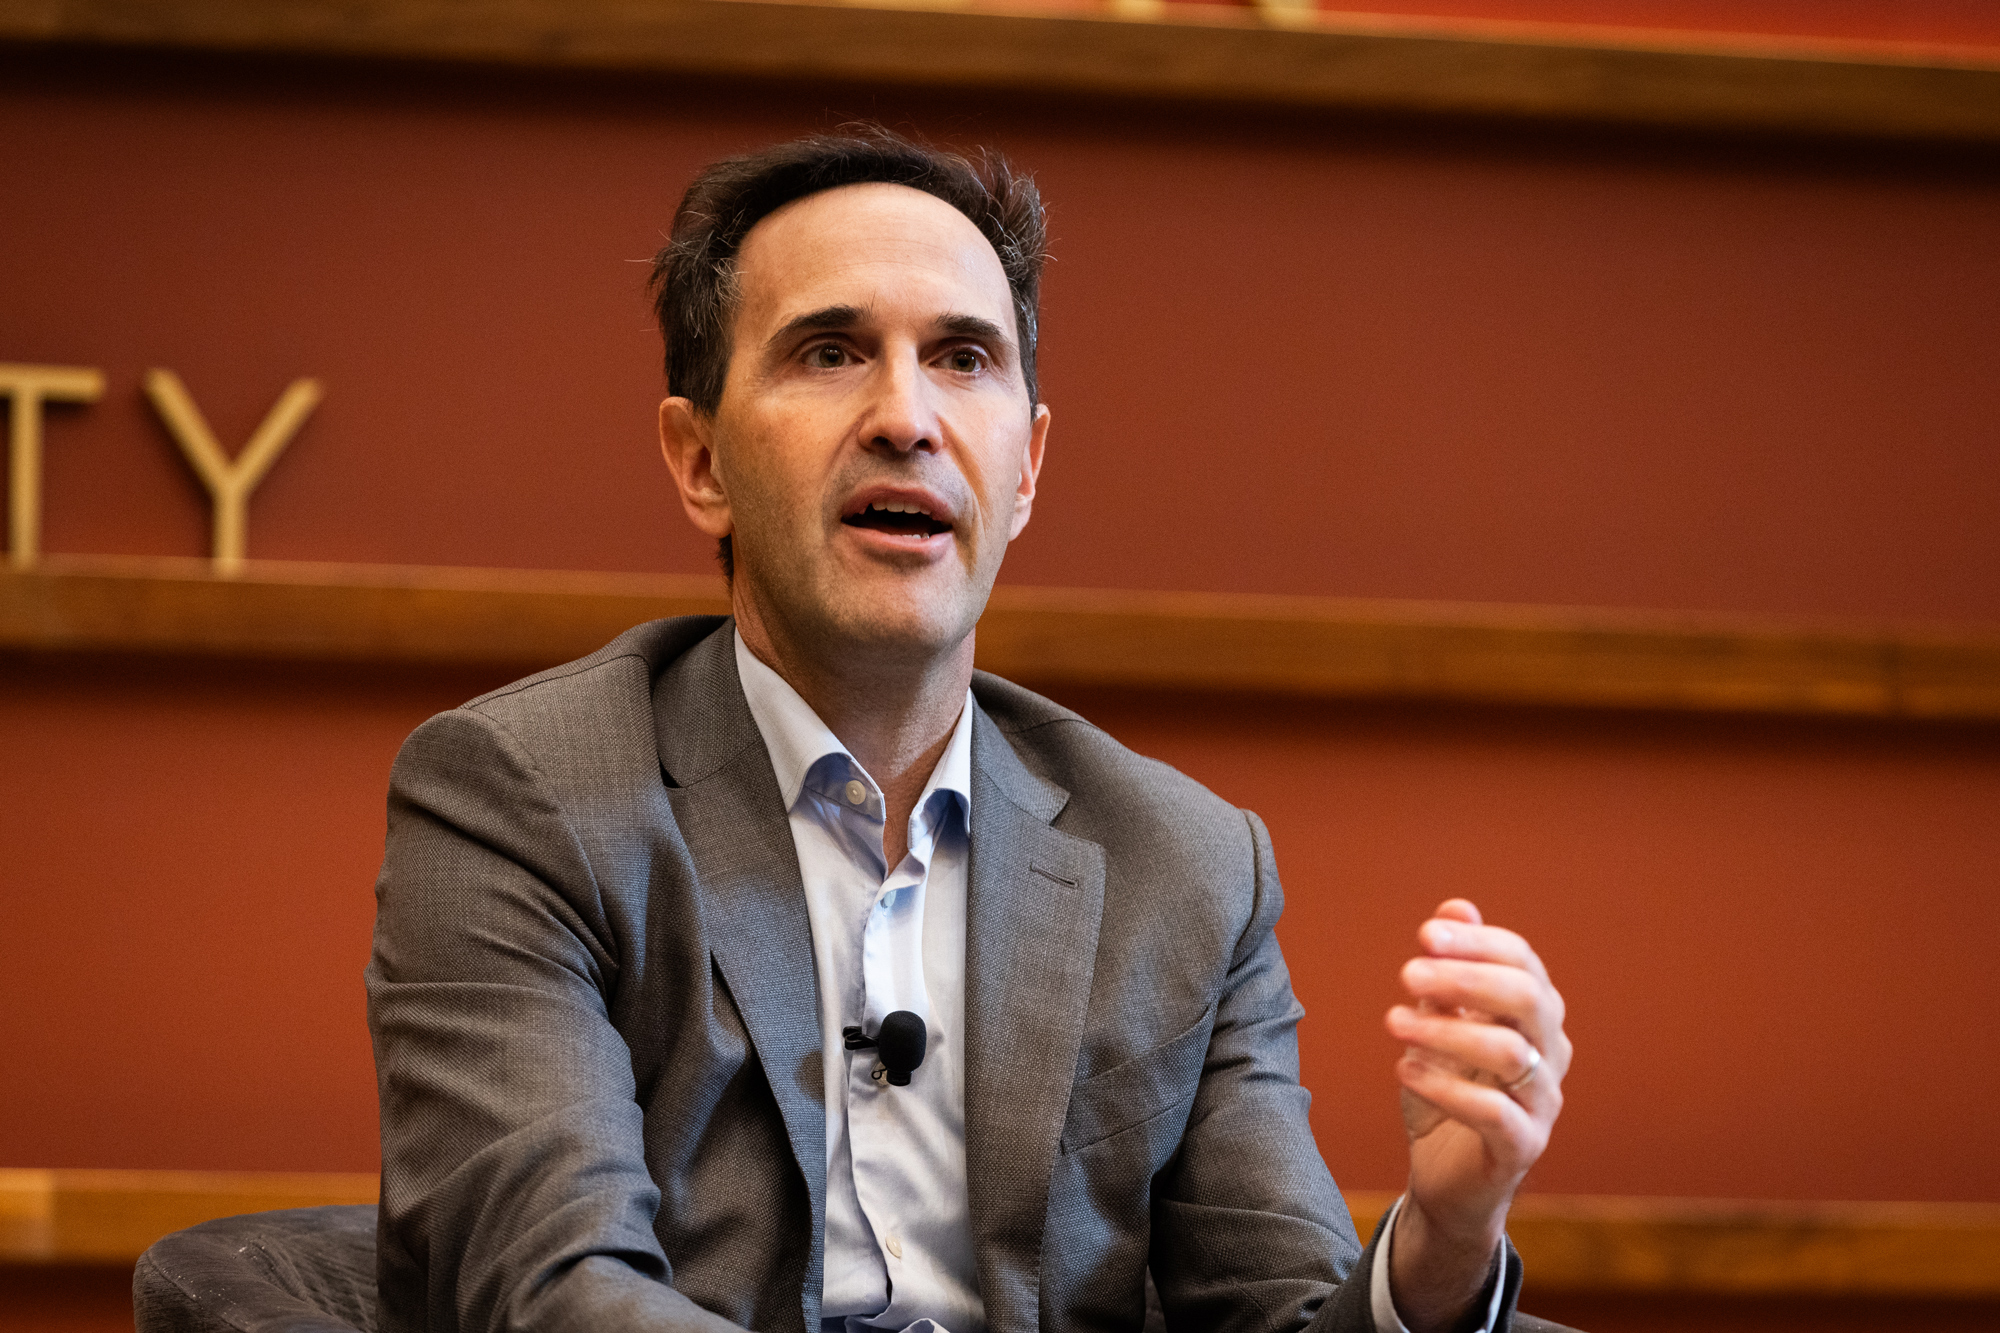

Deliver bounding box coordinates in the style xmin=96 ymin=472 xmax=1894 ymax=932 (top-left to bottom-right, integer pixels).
xmin=843 ymin=1010 xmax=927 ymax=1086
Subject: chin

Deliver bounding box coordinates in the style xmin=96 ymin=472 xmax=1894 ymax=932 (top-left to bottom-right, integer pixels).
xmin=825 ymin=575 xmax=984 ymax=659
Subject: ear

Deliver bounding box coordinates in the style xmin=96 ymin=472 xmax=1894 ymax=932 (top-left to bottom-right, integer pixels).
xmin=658 ymin=396 xmax=733 ymax=540
xmin=1007 ymin=403 xmax=1051 ymax=541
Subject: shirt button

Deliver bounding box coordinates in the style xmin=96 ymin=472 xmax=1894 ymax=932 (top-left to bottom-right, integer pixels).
xmin=844 ymin=779 xmax=867 ymax=807
xmin=884 ymin=1235 xmax=903 ymax=1259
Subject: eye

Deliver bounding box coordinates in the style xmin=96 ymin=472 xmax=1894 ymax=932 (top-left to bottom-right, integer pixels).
xmin=945 ymin=347 xmax=986 ymax=373
xmin=809 ymin=343 xmax=848 ymax=369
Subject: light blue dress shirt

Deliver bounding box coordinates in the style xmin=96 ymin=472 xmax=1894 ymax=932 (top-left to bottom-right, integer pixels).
xmin=734 ymin=630 xmax=1499 ymax=1333
xmin=735 ymin=632 xmax=981 ymax=1333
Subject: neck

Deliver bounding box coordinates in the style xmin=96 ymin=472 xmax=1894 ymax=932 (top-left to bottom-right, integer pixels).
xmin=734 ymin=595 xmax=973 ymax=869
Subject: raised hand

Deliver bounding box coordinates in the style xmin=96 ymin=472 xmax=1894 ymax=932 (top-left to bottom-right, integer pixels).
xmin=1381 ymin=899 xmax=1572 ymax=1332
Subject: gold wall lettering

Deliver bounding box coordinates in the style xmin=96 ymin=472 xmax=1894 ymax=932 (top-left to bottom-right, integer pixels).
xmin=0 ymin=363 xmax=319 ymax=576
xmin=1 ymin=363 xmax=107 ymax=570
xmin=143 ymin=370 xmax=322 ymax=577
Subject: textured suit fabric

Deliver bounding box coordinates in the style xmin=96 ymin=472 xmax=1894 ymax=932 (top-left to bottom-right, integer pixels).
xmin=366 ymin=617 xmax=1525 ymax=1333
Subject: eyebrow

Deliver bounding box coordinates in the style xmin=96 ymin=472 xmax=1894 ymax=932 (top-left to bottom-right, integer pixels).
xmin=936 ymin=313 xmax=1013 ymax=350
xmin=767 ymin=304 xmax=867 ymax=351
xmin=765 ymin=306 xmax=1016 ymax=357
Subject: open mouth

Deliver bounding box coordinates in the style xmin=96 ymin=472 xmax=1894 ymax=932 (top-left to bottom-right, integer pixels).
xmin=842 ymin=500 xmax=952 ymax=538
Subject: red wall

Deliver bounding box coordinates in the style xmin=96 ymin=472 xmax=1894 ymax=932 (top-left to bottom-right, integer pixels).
xmin=7 ymin=57 xmax=1999 ymax=622
xmin=3 ymin=33 xmax=1999 ymax=1222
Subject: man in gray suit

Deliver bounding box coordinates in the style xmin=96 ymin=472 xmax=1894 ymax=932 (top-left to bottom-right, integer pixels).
xmin=367 ymin=131 xmax=1572 ymax=1333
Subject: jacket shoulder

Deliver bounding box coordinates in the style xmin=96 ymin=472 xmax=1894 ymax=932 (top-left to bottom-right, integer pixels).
xmin=462 ymin=616 xmax=727 ymax=723
xmin=972 ymin=671 xmax=1248 ymax=846
xmin=395 ymin=616 xmax=728 ymax=794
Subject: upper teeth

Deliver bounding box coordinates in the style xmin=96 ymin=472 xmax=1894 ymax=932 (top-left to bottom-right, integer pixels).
xmin=870 ymin=501 xmax=928 ymax=516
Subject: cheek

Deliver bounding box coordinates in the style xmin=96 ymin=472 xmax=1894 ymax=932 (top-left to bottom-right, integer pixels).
xmin=724 ymin=417 xmax=820 ymax=522
xmin=964 ymin=415 xmax=1032 ymax=508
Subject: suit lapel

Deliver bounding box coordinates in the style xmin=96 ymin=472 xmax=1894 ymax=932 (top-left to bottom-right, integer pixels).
xmin=963 ymin=704 xmax=1106 ymax=1333
xmin=654 ymin=625 xmax=826 ymax=1330
xmin=654 ymin=637 xmax=1108 ymax=1333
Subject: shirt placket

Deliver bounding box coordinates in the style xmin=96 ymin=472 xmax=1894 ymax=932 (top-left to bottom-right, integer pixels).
xmin=845 ymin=789 xmax=941 ymax=1319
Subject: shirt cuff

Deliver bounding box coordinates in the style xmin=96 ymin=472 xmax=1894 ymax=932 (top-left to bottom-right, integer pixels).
xmin=1368 ymin=1196 xmax=1507 ymax=1333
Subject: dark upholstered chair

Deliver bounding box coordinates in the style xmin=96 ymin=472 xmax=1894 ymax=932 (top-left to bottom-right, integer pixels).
xmin=133 ymin=1204 xmax=1580 ymax=1333
xmin=135 ymin=1206 xmax=379 ymax=1333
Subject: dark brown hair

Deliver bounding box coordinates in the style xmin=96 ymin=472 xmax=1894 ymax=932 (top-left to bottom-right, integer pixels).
xmin=649 ymin=126 xmax=1049 ymax=415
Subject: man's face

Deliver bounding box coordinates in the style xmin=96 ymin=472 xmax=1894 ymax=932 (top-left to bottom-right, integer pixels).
xmin=668 ymin=182 xmax=1048 ymax=665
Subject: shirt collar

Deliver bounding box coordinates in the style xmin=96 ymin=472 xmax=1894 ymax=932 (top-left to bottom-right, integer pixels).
xmin=733 ymin=624 xmax=973 ymax=823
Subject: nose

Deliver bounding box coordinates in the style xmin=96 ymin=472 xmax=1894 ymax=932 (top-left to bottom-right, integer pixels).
xmin=861 ymin=344 xmax=942 ymax=455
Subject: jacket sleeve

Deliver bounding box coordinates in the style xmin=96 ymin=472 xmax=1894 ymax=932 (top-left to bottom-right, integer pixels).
xmin=366 ymin=706 xmax=746 ymax=1333
xmin=1148 ymin=811 xmax=1523 ymax=1333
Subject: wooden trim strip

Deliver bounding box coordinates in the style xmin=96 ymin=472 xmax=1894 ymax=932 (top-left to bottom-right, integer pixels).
xmin=0 ymin=1168 xmax=379 ymax=1265
xmin=976 ymin=583 xmax=2000 ymax=720
xmin=3 ymin=1170 xmax=1996 ymax=1296
xmin=5 ymin=556 xmax=1999 ymax=721
xmin=1498 ymin=1192 xmax=2000 ymax=1298
xmin=2 ymin=0 xmax=1998 ymax=143
xmin=1 ymin=556 xmax=734 ymax=673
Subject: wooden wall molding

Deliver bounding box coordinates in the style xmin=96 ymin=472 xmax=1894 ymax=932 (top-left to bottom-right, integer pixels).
xmin=3 ymin=0 xmax=1998 ymax=142
xmin=1501 ymin=1193 xmax=2000 ymax=1298
xmin=5 ymin=556 xmax=2000 ymax=721
xmin=1 ymin=556 xmax=733 ymax=674
xmin=0 ymin=1168 xmax=380 ymax=1264
xmin=3 ymin=1169 xmax=1996 ymax=1297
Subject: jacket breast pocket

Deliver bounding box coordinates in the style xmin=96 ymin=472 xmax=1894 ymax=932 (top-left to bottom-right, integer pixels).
xmin=1059 ymin=1002 xmax=1216 ymax=1155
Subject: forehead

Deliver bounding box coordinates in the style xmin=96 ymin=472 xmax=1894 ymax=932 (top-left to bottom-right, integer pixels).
xmin=732 ymin=182 xmax=1014 ymax=328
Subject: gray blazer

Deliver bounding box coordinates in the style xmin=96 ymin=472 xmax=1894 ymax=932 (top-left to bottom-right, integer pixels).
xmin=367 ymin=618 xmax=1521 ymax=1333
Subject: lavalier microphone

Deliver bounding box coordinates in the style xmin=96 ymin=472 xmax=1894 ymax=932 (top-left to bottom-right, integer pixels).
xmin=843 ymin=1010 xmax=928 ymax=1086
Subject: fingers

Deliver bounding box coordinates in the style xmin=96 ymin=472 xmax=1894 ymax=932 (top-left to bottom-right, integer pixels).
xmin=1431 ymin=898 xmax=1483 ymax=926
xmin=1401 ymin=955 xmax=1567 ymax=1056
xmin=1396 ymin=1051 xmax=1551 ymax=1165
xmin=1387 ymin=1005 xmax=1563 ymax=1112
xmin=1397 ymin=902 xmax=1574 ymax=1096
xmin=1419 ymin=913 xmax=1550 ymax=985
